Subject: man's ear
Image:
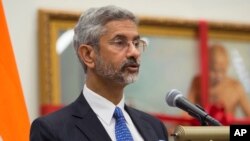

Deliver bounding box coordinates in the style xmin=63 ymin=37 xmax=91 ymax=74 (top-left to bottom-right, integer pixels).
xmin=77 ymin=44 xmax=96 ymax=69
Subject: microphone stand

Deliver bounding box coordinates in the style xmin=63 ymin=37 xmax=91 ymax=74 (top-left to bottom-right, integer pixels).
xmin=188 ymin=104 xmax=222 ymax=126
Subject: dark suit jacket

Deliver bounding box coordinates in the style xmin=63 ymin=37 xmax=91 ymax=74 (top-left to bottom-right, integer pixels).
xmin=30 ymin=94 xmax=168 ymax=141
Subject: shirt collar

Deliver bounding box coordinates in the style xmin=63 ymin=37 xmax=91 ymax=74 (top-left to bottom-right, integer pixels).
xmin=83 ymin=84 xmax=125 ymax=125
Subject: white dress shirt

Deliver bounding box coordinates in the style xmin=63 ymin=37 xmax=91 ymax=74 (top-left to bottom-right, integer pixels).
xmin=83 ymin=84 xmax=144 ymax=141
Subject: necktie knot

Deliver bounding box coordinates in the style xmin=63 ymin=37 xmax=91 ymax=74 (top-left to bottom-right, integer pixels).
xmin=113 ymin=107 xmax=124 ymax=119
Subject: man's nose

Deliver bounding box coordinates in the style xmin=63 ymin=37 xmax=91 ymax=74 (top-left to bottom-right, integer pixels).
xmin=126 ymin=42 xmax=141 ymax=59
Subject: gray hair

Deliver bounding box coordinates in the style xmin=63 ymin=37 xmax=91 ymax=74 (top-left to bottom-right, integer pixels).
xmin=73 ymin=5 xmax=139 ymax=73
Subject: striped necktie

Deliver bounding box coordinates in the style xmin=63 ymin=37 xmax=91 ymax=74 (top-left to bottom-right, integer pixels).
xmin=113 ymin=107 xmax=133 ymax=141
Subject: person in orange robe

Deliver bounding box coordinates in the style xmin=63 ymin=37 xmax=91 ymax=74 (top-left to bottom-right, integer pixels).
xmin=185 ymin=44 xmax=250 ymax=123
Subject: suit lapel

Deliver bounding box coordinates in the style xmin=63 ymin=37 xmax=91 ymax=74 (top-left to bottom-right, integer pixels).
xmin=71 ymin=94 xmax=112 ymax=141
xmin=70 ymin=94 xmax=159 ymax=141
xmin=126 ymin=106 xmax=158 ymax=141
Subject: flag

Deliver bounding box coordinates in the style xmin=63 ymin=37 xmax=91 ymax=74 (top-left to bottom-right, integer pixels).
xmin=0 ymin=0 xmax=30 ymax=141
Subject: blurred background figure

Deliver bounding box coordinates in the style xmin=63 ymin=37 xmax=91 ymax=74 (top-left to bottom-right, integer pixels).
xmin=185 ymin=43 xmax=250 ymax=123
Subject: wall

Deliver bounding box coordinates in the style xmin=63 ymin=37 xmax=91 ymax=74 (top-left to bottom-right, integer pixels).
xmin=2 ymin=0 xmax=250 ymax=122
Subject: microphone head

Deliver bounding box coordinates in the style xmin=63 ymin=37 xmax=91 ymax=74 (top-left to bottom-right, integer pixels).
xmin=166 ymin=89 xmax=182 ymax=107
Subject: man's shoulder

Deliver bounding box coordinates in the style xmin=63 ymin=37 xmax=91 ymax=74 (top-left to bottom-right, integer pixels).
xmin=33 ymin=94 xmax=85 ymax=123
xmin=126 ymin=106 xmax=168 ymax=140
xmin=226 ymin=77 xmax=245 ymax=91
xmin=126 ymin=106 xmax=162 ymax=123
xmin=33 ymin=103 xmax=73 ymax=124
xmin=30 ymin=97 xmax=88 ymax=141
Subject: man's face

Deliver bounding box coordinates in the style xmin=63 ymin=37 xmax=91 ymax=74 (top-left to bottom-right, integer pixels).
xmin=209 ymin=54 xmax=228 ymax=85
xmin=94 ymin=20 xmax=141 ymax=85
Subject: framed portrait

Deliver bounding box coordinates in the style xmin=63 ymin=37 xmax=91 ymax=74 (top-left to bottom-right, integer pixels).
xmin=208 ymin=24 xmax=250 ymax=119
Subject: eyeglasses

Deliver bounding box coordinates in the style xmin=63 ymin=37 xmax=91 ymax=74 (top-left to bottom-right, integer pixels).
xmin=108 ymin=39 xmax=147 ymax=52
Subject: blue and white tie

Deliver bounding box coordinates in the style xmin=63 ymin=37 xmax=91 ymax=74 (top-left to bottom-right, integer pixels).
xmin=113 ymin=107 xmax=133 ymax=141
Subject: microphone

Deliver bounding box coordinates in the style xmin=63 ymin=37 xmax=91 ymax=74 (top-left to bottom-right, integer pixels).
xmin=166 ymin=89 xmax=222 ymax=126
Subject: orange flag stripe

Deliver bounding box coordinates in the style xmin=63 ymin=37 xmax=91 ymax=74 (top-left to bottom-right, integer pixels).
xmin=0 ymin=0 xmax=30 ymax=141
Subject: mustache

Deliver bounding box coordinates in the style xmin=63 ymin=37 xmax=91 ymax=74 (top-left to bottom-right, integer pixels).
xmin=121 ymin=58 xmax=140 ymax=70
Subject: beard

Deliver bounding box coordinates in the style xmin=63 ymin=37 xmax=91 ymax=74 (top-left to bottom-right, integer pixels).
xmin=94 ymin=55 xmax=140 ymax=85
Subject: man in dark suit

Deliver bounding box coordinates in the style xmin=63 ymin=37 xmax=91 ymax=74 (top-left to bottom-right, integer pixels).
xmin=30 ymin=5 xmax=168 ymax=141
